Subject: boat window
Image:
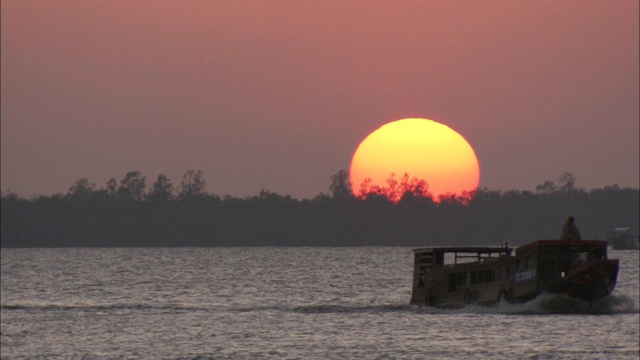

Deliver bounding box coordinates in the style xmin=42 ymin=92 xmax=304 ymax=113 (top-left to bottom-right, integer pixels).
xmin=468 ymin=269 xmax=497 ymax=284
xmin=435 ymin=253 xmax=445 ymax=266
xmin=517 ymin=257 xmax=531 ymax=270
xmin=417 ymin=268 xmax=426 ymax=288
xmin=448 ymin=273 xmax=457 ymax=292
xmin=484 ymin=269 xmax=495 ymax=283
xmin=457 ymin=272 xmax=467 ymax=286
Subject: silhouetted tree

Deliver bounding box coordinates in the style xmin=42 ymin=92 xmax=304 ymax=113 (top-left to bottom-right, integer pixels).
xmin=536 ymin=180 xmax=556 ymax=194
xmin=106 ymin=178 xmax=118 ymax=198
xmin=354 ymin=172 xmax=433 ymax=203
xmin=179 ymin=170 xmax=206 ymax=199
xmin=148 ymin=174 xmax=174 ymax=202
xmin=117 ymin=171 xmax=146 ymax=201
xmin=68 ymin=178 xmax=96 ymax=198
xmin=536 ymin=172 xmax=579 ymax=194
xmin=398 ymin=173 xmax=431 ymax=200
xmin=329 ymin=169 xmax=352 ymax=200
xmin=558 ymin=172 xmax=577 ymax=193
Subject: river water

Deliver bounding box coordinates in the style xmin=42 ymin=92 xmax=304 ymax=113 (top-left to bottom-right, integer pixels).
xmin=1 ymin=247 xmax=638 ymax=359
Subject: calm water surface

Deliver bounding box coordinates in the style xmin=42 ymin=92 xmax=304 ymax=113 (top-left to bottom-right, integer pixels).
xmin=1 ymin=247 xmax=638 ymax=359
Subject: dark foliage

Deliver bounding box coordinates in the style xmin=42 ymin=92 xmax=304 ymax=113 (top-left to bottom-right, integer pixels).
xmin=1 ymin=171 xmax=638 ymax=247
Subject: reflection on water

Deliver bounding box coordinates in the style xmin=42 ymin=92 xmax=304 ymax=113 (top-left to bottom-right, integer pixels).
xmin=1 ymin=247 xmax=638 ymax=359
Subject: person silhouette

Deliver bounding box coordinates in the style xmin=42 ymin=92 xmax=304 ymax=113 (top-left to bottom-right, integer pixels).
xmin=561 ymin=216 xmax=582 ymax=240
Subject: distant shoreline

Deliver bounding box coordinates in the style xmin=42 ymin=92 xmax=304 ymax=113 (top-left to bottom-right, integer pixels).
xmin=2 ymin=186 xmax=638 ymax=248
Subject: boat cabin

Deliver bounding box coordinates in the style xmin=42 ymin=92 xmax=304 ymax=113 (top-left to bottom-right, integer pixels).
xmin=512 ymin=240 xmax=610 ymax=301
xmin=410 ymin=246 xmax=513 ymax=307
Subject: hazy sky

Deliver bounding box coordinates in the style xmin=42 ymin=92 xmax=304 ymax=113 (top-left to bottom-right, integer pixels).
xmin=2 ymin=1 xmax=638 ymax=199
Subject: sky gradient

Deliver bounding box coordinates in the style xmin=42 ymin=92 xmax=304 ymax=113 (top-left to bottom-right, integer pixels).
xmin=2 ymin=1 xmax=638 ymax=199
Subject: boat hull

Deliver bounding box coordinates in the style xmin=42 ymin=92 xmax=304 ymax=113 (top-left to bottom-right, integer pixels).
xmin=550 ymin=259 xmax=619 ymax=302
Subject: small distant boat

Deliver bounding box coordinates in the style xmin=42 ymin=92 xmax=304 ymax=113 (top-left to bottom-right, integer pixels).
xmin=607 ymin=228 xmax=640 ymax=250
xmin=410 ymin=240 xmax=619 ymax=308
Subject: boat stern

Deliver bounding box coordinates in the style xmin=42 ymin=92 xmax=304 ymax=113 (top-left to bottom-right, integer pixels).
xmin=552 ymin=259 xmax=619 ymax=302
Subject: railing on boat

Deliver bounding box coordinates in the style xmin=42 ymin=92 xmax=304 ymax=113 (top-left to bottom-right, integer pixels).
xmin=413 ymin=246 xmax=513 ymax=269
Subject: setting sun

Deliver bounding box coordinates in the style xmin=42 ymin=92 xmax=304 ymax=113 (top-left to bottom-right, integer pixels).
xmin=350 ymin=118 xmax=480 ymax=202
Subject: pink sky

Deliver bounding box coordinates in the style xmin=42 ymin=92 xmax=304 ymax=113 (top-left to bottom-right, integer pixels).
xmin=2 ymin=1 xmax=638 ymax=199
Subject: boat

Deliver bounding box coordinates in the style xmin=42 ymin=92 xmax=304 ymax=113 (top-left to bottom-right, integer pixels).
xmin=607 ymin=228 xmax=640 ymax=250
xmin=410 ymin=239 xmax=619 ymax=308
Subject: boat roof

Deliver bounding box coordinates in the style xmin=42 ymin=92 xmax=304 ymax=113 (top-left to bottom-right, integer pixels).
xmin=516 ymin=239 xmax=608 ymax=254
xmin=414 ymin=240 xmax=608 ymax=255
xmin=413 ymin=246 xmax=512 ymax=254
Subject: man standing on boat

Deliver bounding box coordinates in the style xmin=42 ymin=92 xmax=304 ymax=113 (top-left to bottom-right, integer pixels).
xmin=561 ymin=216 xmax=582 ymax=240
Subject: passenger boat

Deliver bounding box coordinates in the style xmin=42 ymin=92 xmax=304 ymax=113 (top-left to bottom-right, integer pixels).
xmin=607 ymin=228 xmax=640 ymax=250
xmin=410 ymin=240 xmax=619 ymax=308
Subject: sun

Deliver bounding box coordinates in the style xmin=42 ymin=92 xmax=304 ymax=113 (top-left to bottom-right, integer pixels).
xmin=349 ymin=118 xmax=480 ymax=202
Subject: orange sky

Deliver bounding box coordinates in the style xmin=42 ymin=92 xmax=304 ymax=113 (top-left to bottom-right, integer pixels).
xmin=2 ymin=1 xmax=638 ymax=199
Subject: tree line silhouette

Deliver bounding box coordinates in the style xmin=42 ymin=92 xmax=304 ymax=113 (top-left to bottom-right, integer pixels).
xmin=1 ymin=170 xmax=638 ymax=247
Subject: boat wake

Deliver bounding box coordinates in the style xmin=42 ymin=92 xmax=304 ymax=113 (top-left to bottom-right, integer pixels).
xmin=3 ymin=294 xmax=636 ymax=316
xmin=531 ymin=293 xmax=638 ymax=314
xmin=0 ymin=301 xmax=414 ymax=315
xmin=419 ymin=293 xmax=639 ymax=315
